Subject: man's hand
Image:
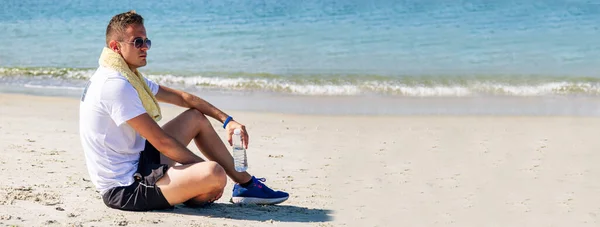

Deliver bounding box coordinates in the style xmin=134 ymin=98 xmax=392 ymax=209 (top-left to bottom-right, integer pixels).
xmin=226 ymin=120 xmax=249 ymax=149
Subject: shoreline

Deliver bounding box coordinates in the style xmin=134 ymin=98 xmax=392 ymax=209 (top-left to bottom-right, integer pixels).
xmin=2 ymin=87 xmax=600 ymax=117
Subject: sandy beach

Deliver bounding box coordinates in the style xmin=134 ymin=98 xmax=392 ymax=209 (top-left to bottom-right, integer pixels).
xmin=1 ymin=92 xmax=600 ymax=226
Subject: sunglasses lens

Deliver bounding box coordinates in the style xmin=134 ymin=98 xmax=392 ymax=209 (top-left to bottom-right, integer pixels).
xmin=146 ymin=39 xmax=151 ymax=49
xmin=134 ymin=38 xmax=144 ymax=48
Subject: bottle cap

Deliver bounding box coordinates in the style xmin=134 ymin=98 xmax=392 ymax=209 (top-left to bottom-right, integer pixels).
xmin=234 ymin=128 xmax=241 ymax=135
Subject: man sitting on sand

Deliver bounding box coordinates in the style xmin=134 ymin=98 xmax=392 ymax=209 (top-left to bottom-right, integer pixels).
xmin=78 ymin=10 xmax=289 ymax=211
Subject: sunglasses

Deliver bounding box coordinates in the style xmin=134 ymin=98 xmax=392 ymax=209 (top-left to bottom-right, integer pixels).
xmin=123 ymin=37 xmax=151 ymax=49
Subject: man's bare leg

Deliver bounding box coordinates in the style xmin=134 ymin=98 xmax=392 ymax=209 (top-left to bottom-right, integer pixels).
xmin=155 ymin=161 xmax=226 ymax=206
xmin=156 ymin=109 xmax=252 ymax=206
xmin=160 ymin=109 xmax=252 ymax=184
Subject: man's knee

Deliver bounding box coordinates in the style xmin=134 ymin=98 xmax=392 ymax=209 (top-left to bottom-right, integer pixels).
xmin=185 ymin=108 xmax=209 ymax=125
xmin=206 ymin=161 xmax=227 ymax=189
xmin=193 ymin=161 xmax=226 ymax=189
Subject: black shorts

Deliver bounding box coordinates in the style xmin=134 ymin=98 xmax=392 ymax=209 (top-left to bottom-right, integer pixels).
xmin=102 ymin=141 xmax=173 ymax=211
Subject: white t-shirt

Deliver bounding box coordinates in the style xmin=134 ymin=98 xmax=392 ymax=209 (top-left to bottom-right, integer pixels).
xmin=79 ymin=66 xmax=160 ymax=195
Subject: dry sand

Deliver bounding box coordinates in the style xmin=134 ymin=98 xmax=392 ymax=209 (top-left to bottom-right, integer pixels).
xmin=1 ymin=93 xmax=600 ymax=226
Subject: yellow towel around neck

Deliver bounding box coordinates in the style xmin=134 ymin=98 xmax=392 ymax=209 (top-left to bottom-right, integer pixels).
xmin=98 ymin=47 xmax=162 ymax=122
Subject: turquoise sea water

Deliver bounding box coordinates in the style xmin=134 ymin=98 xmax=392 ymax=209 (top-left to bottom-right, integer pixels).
xmin=2 ymin=0 xmax=600 ymax=115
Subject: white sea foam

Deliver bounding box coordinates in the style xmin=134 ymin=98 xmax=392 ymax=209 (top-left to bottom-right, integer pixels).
xmin=23 ymin=84 xmax=84 ymax=90
xmin=3 ymin=67 xmax=600 ymax=97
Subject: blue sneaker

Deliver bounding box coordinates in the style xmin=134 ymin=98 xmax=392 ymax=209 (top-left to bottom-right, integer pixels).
xmin=231 ymin=176 xmax=289 ymax=205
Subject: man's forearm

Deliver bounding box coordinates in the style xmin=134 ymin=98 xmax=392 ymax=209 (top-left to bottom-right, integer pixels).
xmin=181 ymin=92 xmax=230 ymax=124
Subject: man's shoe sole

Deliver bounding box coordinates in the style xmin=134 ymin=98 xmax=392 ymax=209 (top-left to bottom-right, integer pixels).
xmin=231 ymin=196 xmax=289 ymax=205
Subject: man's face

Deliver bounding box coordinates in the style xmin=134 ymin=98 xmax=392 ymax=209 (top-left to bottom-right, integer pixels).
xmin=118 ymin=24 xmax=149 ymax=70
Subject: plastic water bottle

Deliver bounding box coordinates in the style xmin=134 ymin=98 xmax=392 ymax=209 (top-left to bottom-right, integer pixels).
xmin=232 ymin=128 xmax=248 ymax=172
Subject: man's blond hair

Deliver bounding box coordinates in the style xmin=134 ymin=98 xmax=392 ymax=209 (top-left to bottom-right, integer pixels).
xmin=105 ymin=10 xmax=144 ymax=46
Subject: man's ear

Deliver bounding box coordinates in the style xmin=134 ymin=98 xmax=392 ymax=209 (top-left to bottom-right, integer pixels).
xmin=108 ymin=40 xmax=120 ymax=53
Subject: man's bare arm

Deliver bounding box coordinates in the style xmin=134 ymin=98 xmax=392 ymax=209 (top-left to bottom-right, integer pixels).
xmin=155 ymin=85 xmax=229 ymax=124
xmin=155 ymin=85 xmax=249 ymax=148
xmin=126 ymin=113 xmax=204 ymax=164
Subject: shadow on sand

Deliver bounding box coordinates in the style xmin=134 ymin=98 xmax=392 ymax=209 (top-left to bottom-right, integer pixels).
xmin=155 ymin=203 xmax=333 ymax=223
